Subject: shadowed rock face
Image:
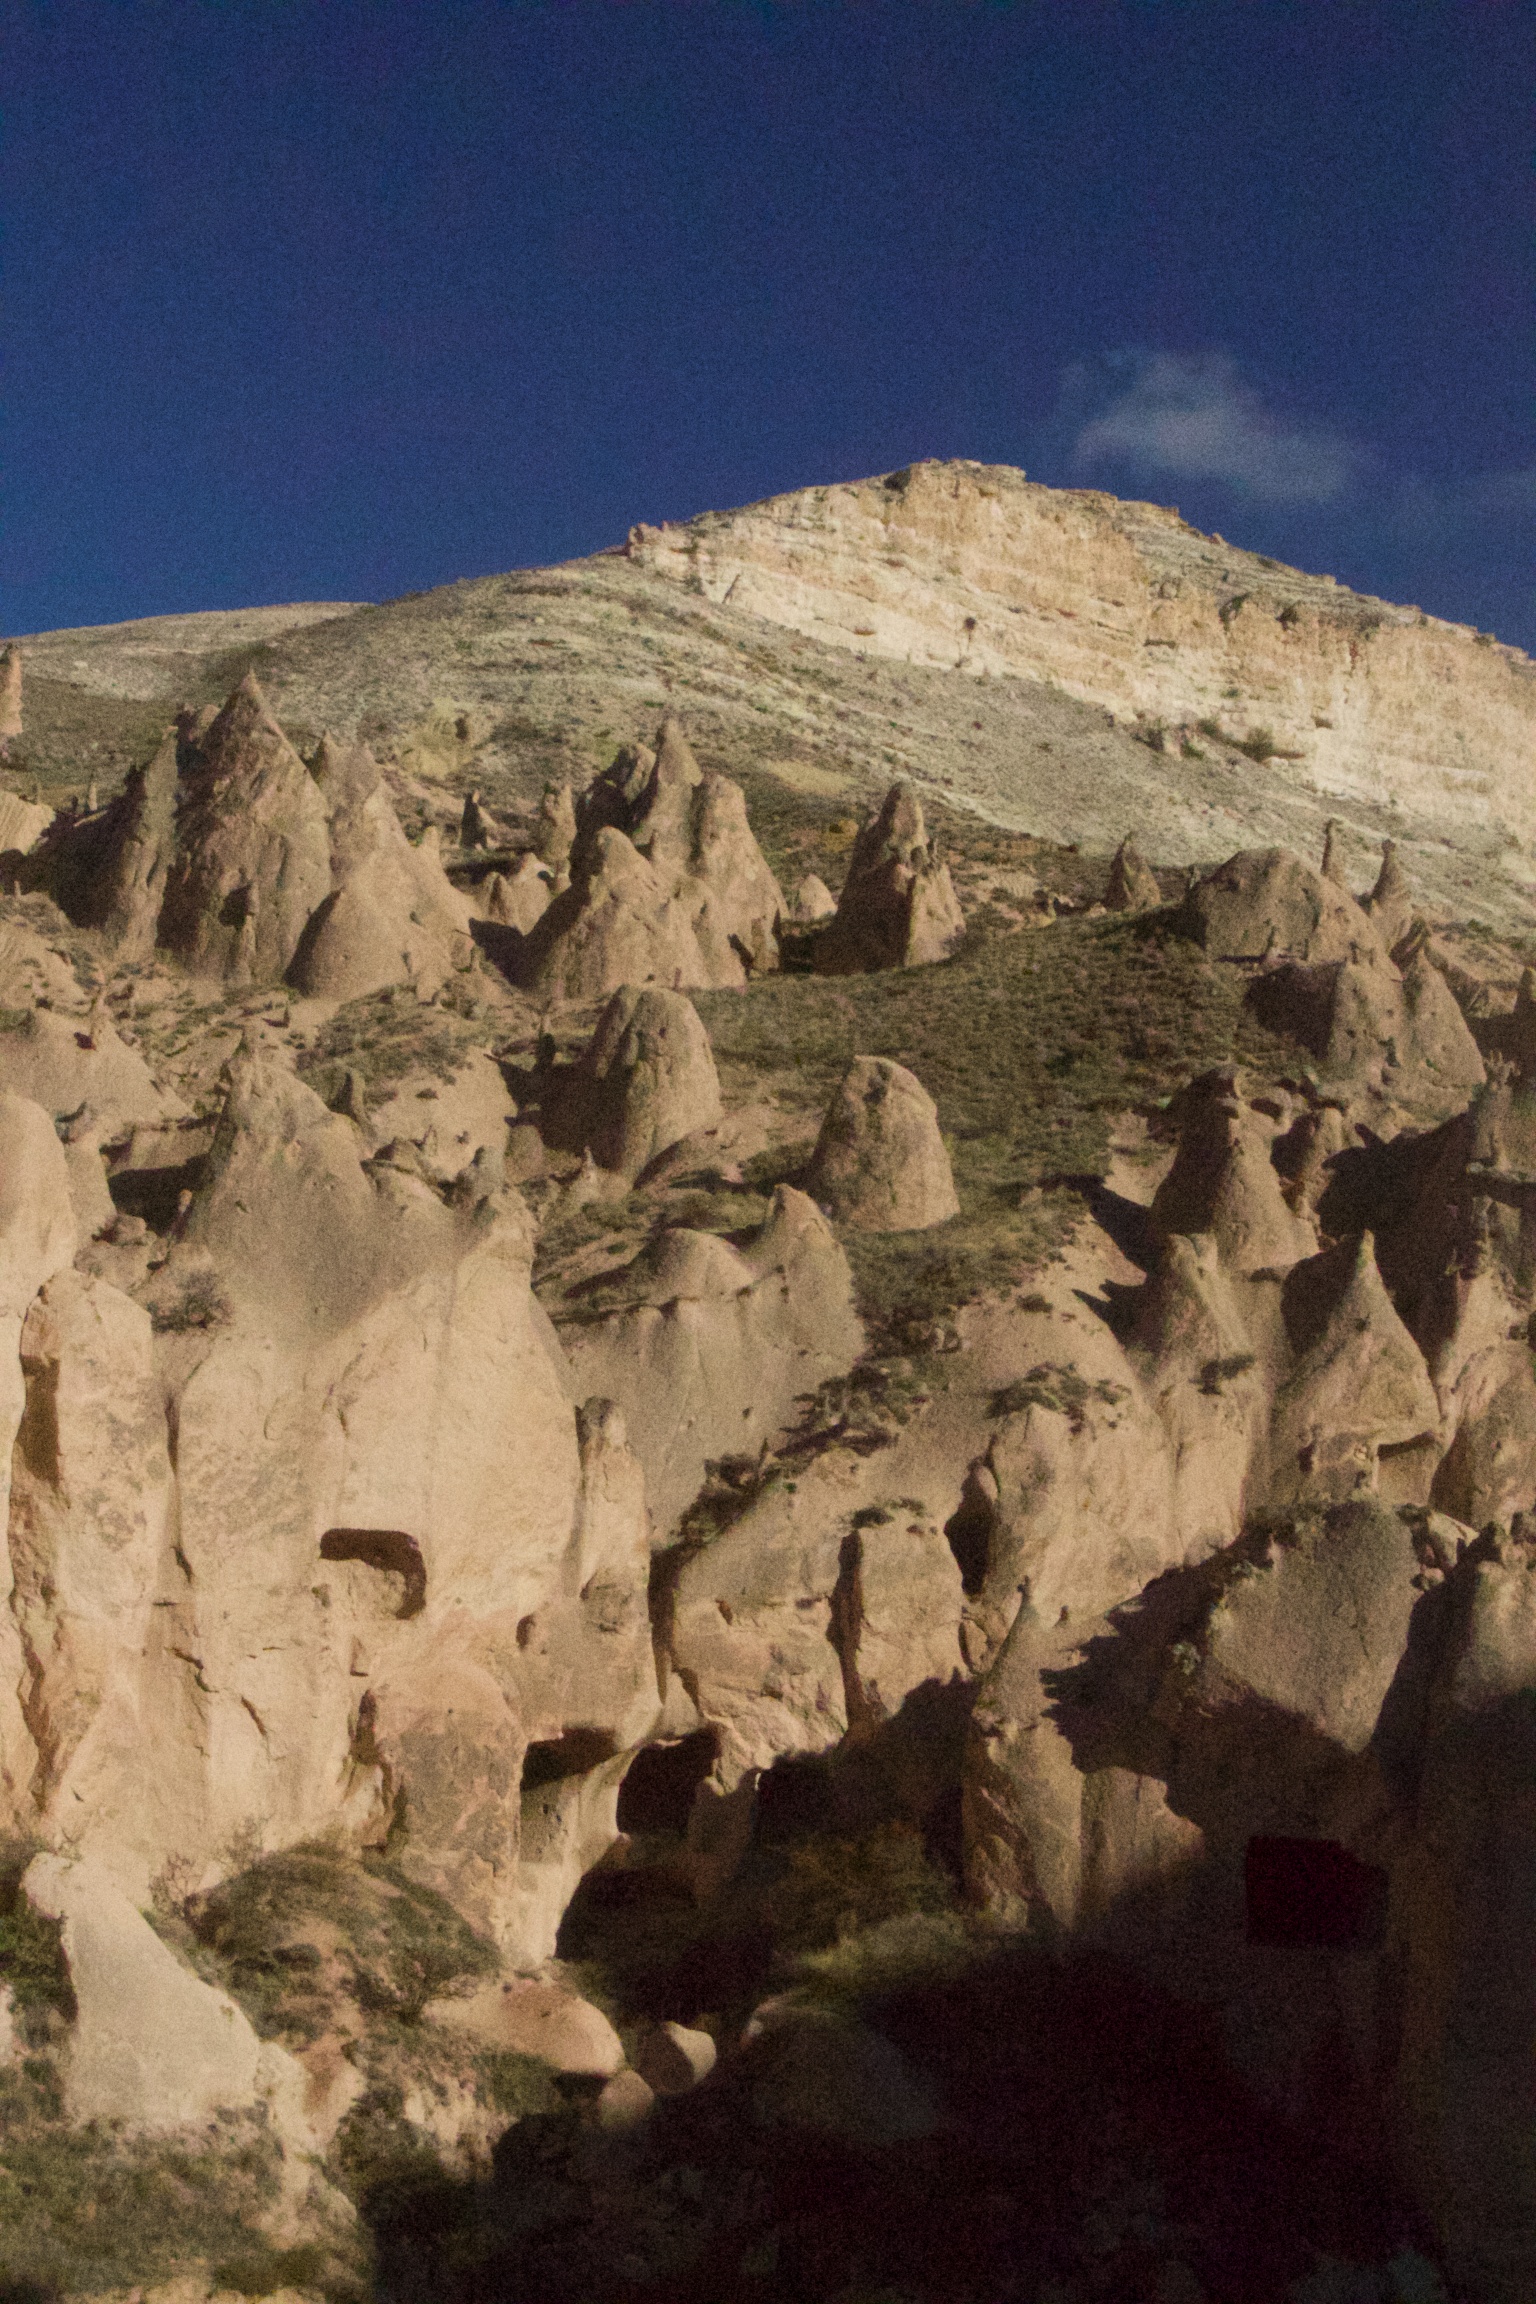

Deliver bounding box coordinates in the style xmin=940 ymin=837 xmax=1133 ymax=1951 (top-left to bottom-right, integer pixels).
xmin=814 ymin=781 xmax=965 ymax=975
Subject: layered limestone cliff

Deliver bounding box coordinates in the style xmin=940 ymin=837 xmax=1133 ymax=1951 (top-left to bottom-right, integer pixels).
xmin=629 ymin=458 xmax=1536 ymax=869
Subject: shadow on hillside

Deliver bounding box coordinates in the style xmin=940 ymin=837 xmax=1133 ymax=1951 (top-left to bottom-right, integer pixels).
xmin=352 ymin=1921 xmax=1444 ymax=2304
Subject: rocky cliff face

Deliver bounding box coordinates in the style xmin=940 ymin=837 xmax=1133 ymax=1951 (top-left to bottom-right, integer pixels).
xmin=631 ymin=457 xmax=1536 ymax=876
xmin=3 ymin=579 xmax=1535 ymax=2296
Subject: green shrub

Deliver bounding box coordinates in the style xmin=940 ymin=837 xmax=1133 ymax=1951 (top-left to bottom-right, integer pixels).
xmin=186 ymin=1845 xmax=498 ymax=2042
xmin=0 ymin=2059 xmax=304 ymax=2296
xmin=989 ymin=1363 xmax=1129 ymax=1429
xmin=0 ymin=1845 xmax=73 ymax=2029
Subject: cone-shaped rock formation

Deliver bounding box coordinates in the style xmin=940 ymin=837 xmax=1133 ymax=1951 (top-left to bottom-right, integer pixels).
xmin=814 ymin=782 xmax=965 ymax=975
xmin=805 ymin=1055 xmax=959 ymax=1231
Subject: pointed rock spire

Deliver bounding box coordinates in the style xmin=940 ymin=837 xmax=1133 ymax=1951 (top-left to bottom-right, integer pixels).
xmin=0 ymin=644 xmax=21 ymax=750
xmin=1269 ymin=1231 xmax=1439 ymax=1502
xmin=805 ymin=1055 xmax=959 ymax=1231
xmin=1151 ymin=1073 xmax=1318 ymax=1277
xmin=814 ymin=782 xmax=965 ymax=975
xmin=157 ymin=675 xmax=332 ymax=983
xmin=1363 ymin=837 xmax=1415 ymax=953
xmin=1104 ymin=837 xmax=1162 ymax=913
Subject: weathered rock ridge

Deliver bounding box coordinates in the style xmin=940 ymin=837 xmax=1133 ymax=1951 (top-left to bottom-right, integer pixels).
xmin=630 ymin=457 xmax=1536 ymax=875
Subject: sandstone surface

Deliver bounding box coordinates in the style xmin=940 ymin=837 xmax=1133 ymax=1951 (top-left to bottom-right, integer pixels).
xmin=814 ymin=783 xmax=964 ymax=975
xmin=804 ymin=1056 xmax=960 ymax=1231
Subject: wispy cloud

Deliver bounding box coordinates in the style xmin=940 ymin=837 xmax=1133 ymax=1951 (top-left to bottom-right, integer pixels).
xmin=1071 ymin=351 xmax=1357 ymax=506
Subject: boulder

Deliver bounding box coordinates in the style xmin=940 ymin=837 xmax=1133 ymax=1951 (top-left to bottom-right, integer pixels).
xmin=21 ymin=1854 xmax=310 ymax=2143
xmin=1175 ymin=846 xmax=1381 ymax=966
xmin=788 ymin=871 xmax=838 ymax=925
xmin=1103 ymin=838 xmax=1162 ymax=913
xmin=427 ymin=1975 xmax=623 ymax=2076
xmin=814 ymin=783 xmax=965 ymax=975
xmin=596 ymin=2068 xmax=656 ymax=2133
xmin=633 ymin=2019 xmax=717 ymax=2096
xmin=805 ymin=1056 xmax=959 ymax=1232
xmin=566 ymin=985 xmax=722 ymax=1181
xmin=744 ymin=2001 xmax=941 ymax=2145
xmin=156 ymin=676 xmax=333 ymax=983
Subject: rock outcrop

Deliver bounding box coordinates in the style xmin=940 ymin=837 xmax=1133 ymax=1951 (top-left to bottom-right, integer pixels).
xmin=39 ymin=731 xmax=179 ymax=958
xmin=0 ymin=792 xmax=55 ymax=859
xmin=1103 ymin=837 xmax=1162 ymax=912
xmin=22 ymin=1853 xmax=311 ymax=2145
xmin=0 ymin=645 xmax=21 ymax=750
xmin=813 ymin=783 xmax=965 ymax=975
xmin=536 ymin=781 xmax=577 ymax=878
xmin=289 ymin=732 xmax=471 ymax=1001
xmin=0 ymin=1053 xmax=660 ymax=1959
xmin=156 ymin=677 xmax=333 ymax=983
xmin=1150 ymin=1070 xmax=1317 ymax=1277
xmin=0 ymin=915 xmax=188 ymax=1234
xmin=532 ymin=717 xmax=782 ymax=997
xmin=1175 ymin=846 xmax=1381 ymax=966
xmin=629 ymin=459 xmax=1536 ymax=885
xmin=804 ymin=1056 xmax=959 ymax=1231
xmin=561 ymin=984 xmax=723 ymax=1182
xmin=1362 ymin=837 xmax=1415 ymax=952
xmin=561 ymin=1186 xmax=863 ymax=1537
xmin=1247 ymin=941 xmax=1485 ymax=1117
xmin=481 ymin=852 xmax=554 ymax=934
xmin=518 ymin=827 xmax=714 ymax=1003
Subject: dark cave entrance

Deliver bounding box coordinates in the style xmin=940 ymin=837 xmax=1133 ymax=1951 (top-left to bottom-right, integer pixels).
xmin=1244 ymin=1836 xmax=1388 ymax=1948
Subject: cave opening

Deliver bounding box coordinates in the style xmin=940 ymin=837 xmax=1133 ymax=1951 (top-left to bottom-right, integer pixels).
xmin=616 ymin=1727 xmax=717 ymax=1836
xmin=318 ymin=1528 xmax=427 ymax=1619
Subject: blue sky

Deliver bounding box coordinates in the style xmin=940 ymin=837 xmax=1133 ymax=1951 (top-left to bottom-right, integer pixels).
xmin=5 ymin=1 xmax=1531 ymax=644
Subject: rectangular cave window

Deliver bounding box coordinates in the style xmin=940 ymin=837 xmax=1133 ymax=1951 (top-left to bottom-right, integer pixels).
xmin=520 ymin=1729 xmax=618 ymax=1865
xmin=1244 ymin=1835 xmax=1388 ymax=1949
